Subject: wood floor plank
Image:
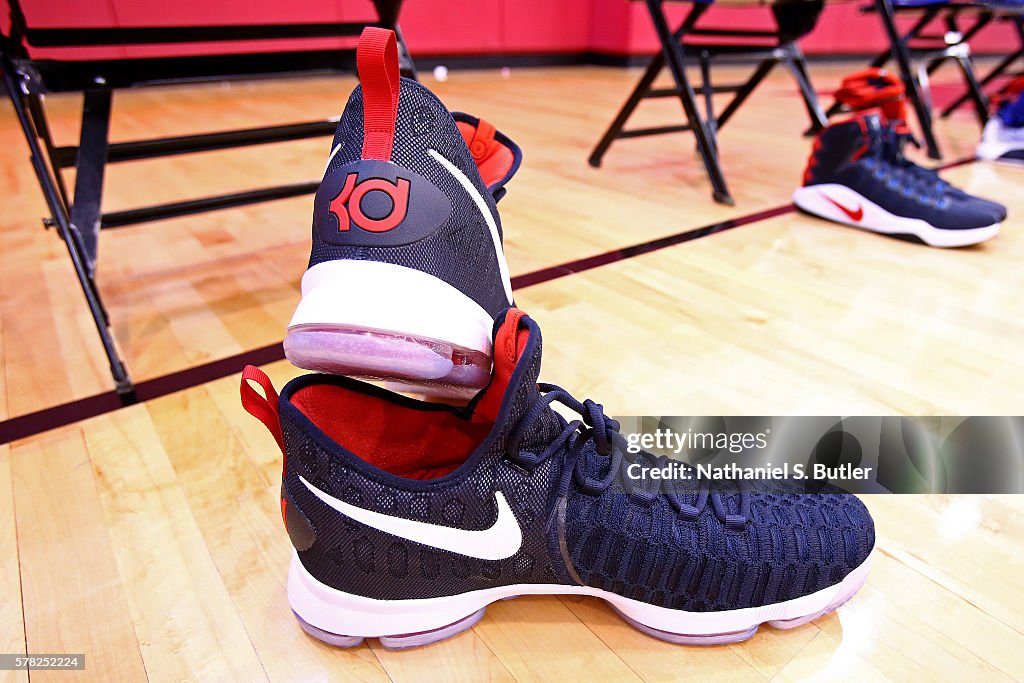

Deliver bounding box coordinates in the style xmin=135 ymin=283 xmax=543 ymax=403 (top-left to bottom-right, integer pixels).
xmin=774 ymin=551 xmax=1017 ymax=682
xmin=472 ymin=595 xmax=642 ymax=682
xmin=80 ymin=406 xmax=270 ymax=682
xmin=0 ymin=444 xmax=27 ymax=683
xmin=559 ymin=595 xmax=766 ymax=682
xmin=368 ymin=632 xmax=516 ymax=683
xmin=10 ymin=427 xmax=148 ymax=682
xmin=863 ymin=496 xmax=1024 ymax=636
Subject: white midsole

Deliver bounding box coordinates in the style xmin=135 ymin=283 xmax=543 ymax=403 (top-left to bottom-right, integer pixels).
xmin=977 ymin=140 xmax=1024 ymax=163
xmin=287 ymin=550 xmax=873 ymax=638
xmin=977 ymin=120 xmax=1024 ymax=162
xmin=287 ymin=260 xmax=495 ymax=354
xmin=793 ymin=184 xmax=999 ymax=248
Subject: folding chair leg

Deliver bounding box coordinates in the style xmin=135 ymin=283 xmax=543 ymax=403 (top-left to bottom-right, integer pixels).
xmin=954 ymin=54 xmax=990 ymax=126
xmin=941 ymin=49 xmax=1019 ymax=117
xmin=372 ymin=0 xmax=417 ymax=79
xmin=877 ymin=0 xmax=942 ymax=158
xmin=589 ymin=51 xmax=666 ymax=167
xmin=645 ymin=0 xmax=733 ymax=205
xmin=25 ymin=92 xmax=71 ymax=208
xmin=1 ymin=57 xmax=135 ymax=401
xmin=699 ymin=51 xmax=718 ymax=151
xmin=393 ymin=24 xmax=417 ymax=80
xmin=70 ymin=89 xmax=112 ymax=277
xmin=784 ymin=47 xmax=828 ymax=134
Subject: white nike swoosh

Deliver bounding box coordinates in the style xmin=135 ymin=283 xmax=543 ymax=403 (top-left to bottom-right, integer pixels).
xmin=323 ymin=143 xmax=342 ymax=176
xmin=299 ymin=476 xmax=523 ymax=561
xmin=427 ymin=149 xmax=514 ymax=304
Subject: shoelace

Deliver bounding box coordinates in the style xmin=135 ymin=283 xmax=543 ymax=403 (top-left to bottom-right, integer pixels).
xmin=504 ymin=383 xmax=751 ymax=530
xmin=886 ymin=128 xmax=952 ymax=193
xmin=861 ymin=127 xmax=950 ymax=208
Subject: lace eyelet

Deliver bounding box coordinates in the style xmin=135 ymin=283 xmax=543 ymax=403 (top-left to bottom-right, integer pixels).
xmin=502 ymin=455 xmax=534 ymax=477
xmin=724 ymin=514 xmax=748 ymax=532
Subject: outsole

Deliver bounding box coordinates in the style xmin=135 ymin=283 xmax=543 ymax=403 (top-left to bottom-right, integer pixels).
xmin=289 ymin=553 xmax=872 ymax=650
xmin=792 ymin=184 xmax=1001 ymax=248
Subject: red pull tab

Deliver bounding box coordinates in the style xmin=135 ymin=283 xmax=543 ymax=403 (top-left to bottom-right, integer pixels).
xmin=357 ymin=27 xmax=400 ymax=161
xmin=240 ymin=365 xmax=284 ymax=455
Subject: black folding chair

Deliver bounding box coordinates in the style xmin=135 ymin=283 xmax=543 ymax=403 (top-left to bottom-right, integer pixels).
xmin=0 ymin=0 xmax=415 ymax=403
xmin=590 ymin=0 xmax=829 ymax=206
xmin=942 ymin=12 xmax=1024 ymax=116
xmin=826 ymin=0 xmax=994 ymax=160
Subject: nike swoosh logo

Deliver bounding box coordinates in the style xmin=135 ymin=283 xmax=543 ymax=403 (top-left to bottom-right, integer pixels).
xmin=823 ymin=194 xmax=864 ymax=222
xmin=323 ymin=143 xmax=342 ymax=176
xmin=299 ymin=476 xmax=523 ymax=561
xmin=428 ymin=149 xmax=514 ymax=304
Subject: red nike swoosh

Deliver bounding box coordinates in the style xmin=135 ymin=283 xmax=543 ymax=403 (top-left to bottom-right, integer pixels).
xmin=823 ymin=195 xmax=863 ymax=222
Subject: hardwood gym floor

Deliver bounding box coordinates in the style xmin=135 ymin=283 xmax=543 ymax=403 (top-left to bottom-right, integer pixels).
xmin=1 ymin=63 xmax=1022 ymax=681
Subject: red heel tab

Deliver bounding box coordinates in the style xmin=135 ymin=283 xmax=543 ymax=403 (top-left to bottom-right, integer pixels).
xmin=473 ymin=309 xmax=530 ymax=424
xmin=240 ymin=365 xmax=284 ymax=454
xmin=462 ymin=118 xmax=497 ymax=163
xmin=453 ymin=113 xmax=521 ymax=199
xmin=357 ymin=27 xmax=400 ymax=161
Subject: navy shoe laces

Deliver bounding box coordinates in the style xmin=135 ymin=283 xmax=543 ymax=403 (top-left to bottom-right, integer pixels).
xmin=861 ymin=126 xmax=949 ymax=207
xmin=505 ymin=383 xmax=751 ymax=530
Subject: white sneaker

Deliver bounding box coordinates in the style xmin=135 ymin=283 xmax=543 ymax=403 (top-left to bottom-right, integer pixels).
xmin=977 ymin=117 xmax=1024 ymax=165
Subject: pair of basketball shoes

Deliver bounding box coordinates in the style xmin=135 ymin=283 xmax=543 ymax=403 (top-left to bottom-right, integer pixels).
xmin=241 ymin=28 xmax=875 ymax=650
xmin=795 ymin=68 xmax=1006 ymax=247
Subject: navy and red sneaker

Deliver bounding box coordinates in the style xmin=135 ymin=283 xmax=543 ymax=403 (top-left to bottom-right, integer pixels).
xmin=832 ymin=67 xmax=1007 ymax=223
xmin=285 ymin=28 xmax=522 ymax=393
xmin=794 ymin=113 xmax=1000 ymax=247
xmin=241 ymin=309 xmax=875 ymax=649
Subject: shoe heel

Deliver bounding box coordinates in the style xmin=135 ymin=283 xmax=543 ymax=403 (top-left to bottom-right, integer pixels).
xmin=285 ymin=260 xmax=495 ymax=389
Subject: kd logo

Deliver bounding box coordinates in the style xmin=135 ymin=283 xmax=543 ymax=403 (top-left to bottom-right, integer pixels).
xmin=329 ymin=173 xmax=411 ymax=233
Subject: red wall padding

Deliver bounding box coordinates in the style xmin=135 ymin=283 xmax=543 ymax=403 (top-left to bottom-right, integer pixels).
xmin=6 ymin=0 xmax=1018 ymax=60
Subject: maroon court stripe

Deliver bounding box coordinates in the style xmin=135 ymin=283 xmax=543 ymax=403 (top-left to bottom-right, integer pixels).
xmin=0 ymin=155 xmax=982 ymax=444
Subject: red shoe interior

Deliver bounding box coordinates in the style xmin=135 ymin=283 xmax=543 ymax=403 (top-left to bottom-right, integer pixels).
xmin=289 ymin=310 xmax=530 ymax=481
xmin=291 ymin=383 xmax=493 ymax=480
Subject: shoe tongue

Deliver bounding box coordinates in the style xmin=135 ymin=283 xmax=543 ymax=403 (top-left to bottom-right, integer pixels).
xmin=860 ymin=112 xmax=883 ymax=135
xmin=451 ymin=113 xmax=522 ymax=203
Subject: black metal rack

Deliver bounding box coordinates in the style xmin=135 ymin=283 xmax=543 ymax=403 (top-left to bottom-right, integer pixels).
xmin=0 ymin=0 xmax=415 ymax=403
xmin=589 ymin=0 xmax=828 ymax=206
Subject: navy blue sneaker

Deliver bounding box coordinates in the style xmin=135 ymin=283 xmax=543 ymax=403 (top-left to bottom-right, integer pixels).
xmin=284 ymin=28 xmax=521 ymax=393
xmin=794 ymin=114 xmax=1000 ymax=247
xmin=241 ymin=309 xmax=875 ymax=649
